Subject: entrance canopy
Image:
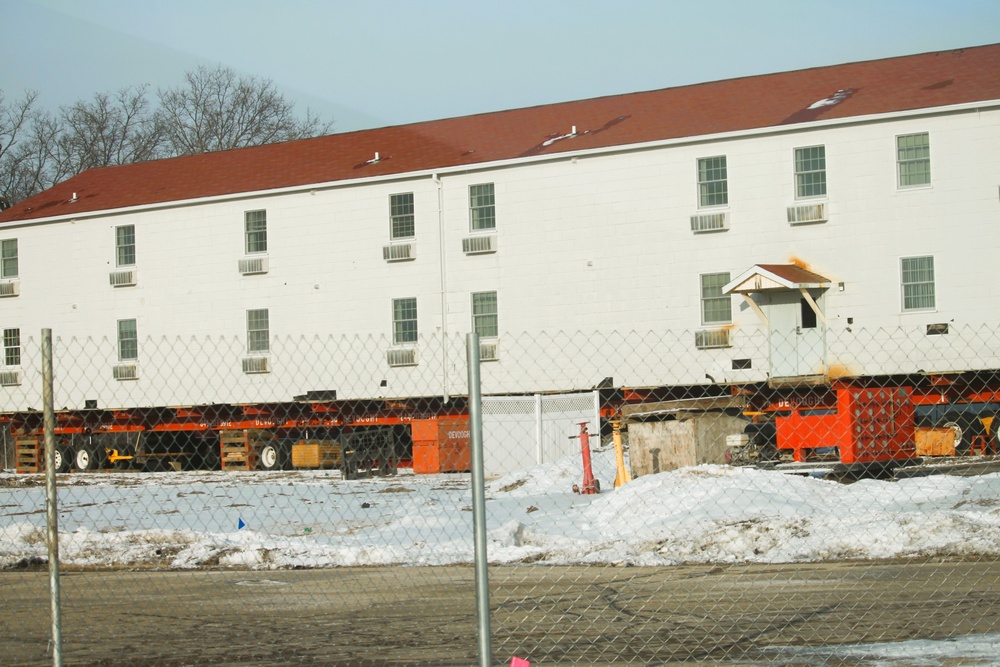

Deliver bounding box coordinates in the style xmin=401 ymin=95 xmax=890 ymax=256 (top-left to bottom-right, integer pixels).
xmin=723 ymin=264 xmax=830 ymax=295
xmin=723 ymin=264 xmax=832 ymax=327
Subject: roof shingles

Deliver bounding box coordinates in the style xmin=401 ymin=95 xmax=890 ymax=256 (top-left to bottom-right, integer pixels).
xmin=3 ymin=44 xmax=999 ymax=223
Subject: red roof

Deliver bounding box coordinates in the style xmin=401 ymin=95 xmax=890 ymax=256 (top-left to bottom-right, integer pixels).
xmin=754 ymin=264 xmax=831 ymax=286
xmin=4 ymin=43 xmax=999 ymax=223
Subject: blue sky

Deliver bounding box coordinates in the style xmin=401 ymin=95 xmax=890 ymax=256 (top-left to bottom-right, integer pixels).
xmin=2 ymin=0 xmax=999 ymax=133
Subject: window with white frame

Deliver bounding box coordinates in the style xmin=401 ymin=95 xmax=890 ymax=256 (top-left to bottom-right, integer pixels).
xmin=795 ymin=146 xmax=826 ymax=198
xmin=116 ymin=225 xmax=135 ymax=267
xmin=469 ymin=183 xmax=495 ymax=231
xmin=897 ymin=133 xmax=930 ymax=188
xmin=3 ymin=328 xmax=20 ymax=366
xmin=392 ymin=298 xmax=418 ymax=344
xmin=117 ymin=319 xmax=137 ymax=361
xmin=697 ymin=156 xmax=728 ymax=207
xmin=1 ymin=239 xmax=17 ymax=278
xmin=901 ymin=256 xmax=935 ymax=311
xmin=246 ymin=309 xmax=270 ymax=353
xmin=472 ymin=291 xmax=498 ymax=338
xmin=390 ymin=193 xmax=415 ymax=239
xmin=700 ymin=272 xmax=732 ymax=324
xmin=245 ymin=210 xmax=267 ymax=254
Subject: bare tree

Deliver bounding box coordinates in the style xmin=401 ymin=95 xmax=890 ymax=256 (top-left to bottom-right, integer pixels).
xmin=56 ymin=85 xmax=164 ymax=176
xmin=0 ymin=67 xmax=334 ymax=207
xmin=158 ymin=65 xmax=332 ymax=155
xmin=0 ymin=90 xmax=59 ymax=207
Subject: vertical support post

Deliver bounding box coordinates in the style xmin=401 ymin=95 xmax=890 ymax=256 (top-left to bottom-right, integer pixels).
xmin=42 ymin=329 xmax=63 ymax=666
xmin=534 ymin=393 xmax=543 ymax=465
xmin=466 ymin=333 xmax=491 ymax=667
xmin=613 ymin=421 xmax=632 ymax=488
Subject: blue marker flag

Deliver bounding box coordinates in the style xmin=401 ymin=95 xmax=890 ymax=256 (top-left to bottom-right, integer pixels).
xmin=237 ymin=518 xmax=246 ymax=530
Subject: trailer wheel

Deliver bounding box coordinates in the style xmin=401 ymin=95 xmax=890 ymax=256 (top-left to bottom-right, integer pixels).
xmin=74 ymin=445 xmax=103 ymax=471
xmin=941 ymin=411 xmax=985 ymax=455
xmin=258 ymin=442 xmax=289 ymax=471
xmin=52 ymin=447 xmax=71 ymax=474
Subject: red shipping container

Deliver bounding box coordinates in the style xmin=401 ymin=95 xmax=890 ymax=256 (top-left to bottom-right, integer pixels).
xmin=411 ymin=417 xmax=471 ymax=474
xmin=776 ymin=385 xmax=915 ymax=464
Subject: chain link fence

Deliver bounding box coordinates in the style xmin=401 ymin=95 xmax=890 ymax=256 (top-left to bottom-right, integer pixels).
xmin=2 ymin=325 xmax=1000 ymax=666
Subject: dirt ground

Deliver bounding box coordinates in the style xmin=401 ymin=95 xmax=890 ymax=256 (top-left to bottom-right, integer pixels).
xmin=2 ymin=559 xmax=999 ymax=666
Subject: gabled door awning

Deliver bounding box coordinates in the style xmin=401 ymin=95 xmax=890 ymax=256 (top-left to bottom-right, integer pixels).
xmin=723 ymin=264 xmax=830 ymax=295
xmin=723 ymin=264 xmax=832 ymax=327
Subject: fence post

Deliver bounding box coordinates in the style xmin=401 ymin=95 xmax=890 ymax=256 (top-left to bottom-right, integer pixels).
xmin=534 ymin=393 xmax=543 ymax=466
xmin=42 ymin=329 xmax=63 ymax=666
xmin=467 ymin=333 xmax=492 ymax=667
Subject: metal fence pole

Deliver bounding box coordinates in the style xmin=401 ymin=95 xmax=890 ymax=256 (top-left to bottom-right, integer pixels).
xmin=42 ymin=329 xmax=63 ymax=667
xmin=467 ymin=333 xmax=492 ymax=667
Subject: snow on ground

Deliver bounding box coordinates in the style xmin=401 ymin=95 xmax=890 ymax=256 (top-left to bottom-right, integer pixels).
xmin=2 ymin=447 xmax=1000 ymax=571
xmin=762 ymin=633 xmax=1000 ymax=667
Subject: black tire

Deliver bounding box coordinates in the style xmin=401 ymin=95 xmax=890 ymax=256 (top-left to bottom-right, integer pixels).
xmin=74 ymin=445 xmax=103 ymax=471
xmin=200 ymin=441 xmax=222 ymax=471
xmin=52 ymin=447 xmax=71 ymax=474
xmin=258 ymin=441 xmax=289 ymax=471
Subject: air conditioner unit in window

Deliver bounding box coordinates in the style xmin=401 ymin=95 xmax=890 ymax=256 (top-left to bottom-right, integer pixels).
xmin=0 ymin=281 xmax=19 ymax=297
xmin=382 ymin=243 xmax=415 ymax=262
xmin=926 ymin=323 xmax=949 ymax=336
xmin=479 ymin=341 xmax=498 ymax=362
xmin=0 ymin=370 xmax=20 ymax=386
xmin=242 ymin=357 xmax=270 ymax=374
xmin=695 ymin=329 xmax=731 ymax=349
xmin=690 ymin=212 xmax=729 ymax=233
xmin=787 ymin=203 xmax=827 ymax=224
xmin=386 ymin=348 xmax=417 ymax=367
xmin=109 ymin=269 xmax=137 ymax=287
xmin=239 ymin=256 xmax=269 ymax=275
xmin=112 ymin=364 xmax=138 ymax=381
xmin=462 ymin=235 xmax=497 ymax=254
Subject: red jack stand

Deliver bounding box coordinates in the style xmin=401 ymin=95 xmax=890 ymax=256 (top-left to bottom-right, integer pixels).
xmin=571 ymin=422 xmax=600 ymax=494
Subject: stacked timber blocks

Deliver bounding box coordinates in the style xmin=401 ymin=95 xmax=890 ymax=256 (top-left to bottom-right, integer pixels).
xmin=220 ymin=429 xmax=273 ymax=471
xmin=15 ymin=432 xmax=44 ymax=474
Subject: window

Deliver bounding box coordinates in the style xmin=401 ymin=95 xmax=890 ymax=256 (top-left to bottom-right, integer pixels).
xmin=245 ymin=210 xmax=267 ymax=254
xmin=116 ymin=225 xmax=135 ymax=267
xmin=700 ymin=272 xmax=732 ymax=324
xmin=390 ymin=193 xmax=415 ymax=239
xmin=392 ymin=298 xmax=418 ymax=344
xmin=897 ymin=133 xmax=930 ymax=188
xmin=3 ymin=328 xmax=20 ymax=366
xmin=697 ymin=156 xmax=728 ymax=207
xmin=795 ymin=146 xmax=826 ymax=198
xmin=117 ymin=319 xmax=137 ymax=361
xmin=246 ymin=309 xmax=270 ymax=354
xmin=901 ymin=256 xmax=935 ymax=311
xmin=1 ymin=239 xmax=17 ymax=278
xmin=469 ymin=183 xmax=495 ymax=231
xmin=472 ymin=291 xmax=498 ymax=338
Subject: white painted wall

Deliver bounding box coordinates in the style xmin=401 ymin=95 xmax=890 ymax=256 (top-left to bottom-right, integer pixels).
xmin=1 ymin=106 xmax=998 ymax=410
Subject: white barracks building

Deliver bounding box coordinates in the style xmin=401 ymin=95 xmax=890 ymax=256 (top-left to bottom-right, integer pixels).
xmin=1 ymin=44 xmax=999 ymax=412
